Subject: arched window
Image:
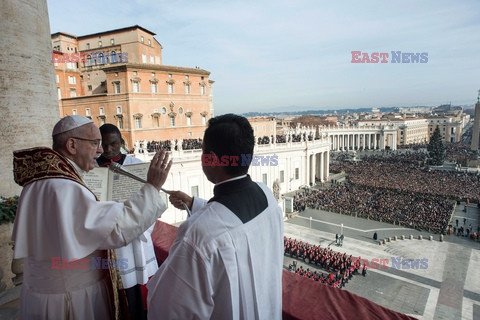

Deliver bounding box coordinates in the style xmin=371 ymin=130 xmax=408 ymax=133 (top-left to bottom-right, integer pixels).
xmin=111 ymin=51 xmax=118 ymax=63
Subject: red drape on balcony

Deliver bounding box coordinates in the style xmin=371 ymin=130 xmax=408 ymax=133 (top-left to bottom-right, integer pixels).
xmin=151 ymin=221 xmax=416 ymax=320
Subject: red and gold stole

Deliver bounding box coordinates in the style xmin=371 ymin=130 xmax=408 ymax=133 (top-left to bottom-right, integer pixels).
xmin=13 ymin=147 xmax=89 ymax=189
xmin=13 ymin=147 xmax=129 ymax=320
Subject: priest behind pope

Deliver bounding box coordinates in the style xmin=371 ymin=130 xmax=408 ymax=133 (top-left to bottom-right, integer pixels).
xmin=11 ymin=115 xmax=172 ymax=319
xmin=147 ymin=114 xmax=284 ymax=319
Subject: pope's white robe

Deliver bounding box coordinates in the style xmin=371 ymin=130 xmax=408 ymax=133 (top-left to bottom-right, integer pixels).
xmin=147 ymin=182 xmax=284 ymax=320
xmin=115 ymin=156 xmax=158 ymax=288
xmin=12 ymin=174 xmax=166 ymax=320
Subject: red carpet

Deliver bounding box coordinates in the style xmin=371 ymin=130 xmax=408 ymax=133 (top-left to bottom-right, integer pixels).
xmin=152 ymin=221 xmax=416 ymax=320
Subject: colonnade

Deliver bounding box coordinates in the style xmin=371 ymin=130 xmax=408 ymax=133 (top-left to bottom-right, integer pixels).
xmin=327 ymin=126 xmax=397 ymax=151
xmin=308 ymin=151 xmax=329 ymax=185
xmin=330 ymin=132 xmax=381 ymax=151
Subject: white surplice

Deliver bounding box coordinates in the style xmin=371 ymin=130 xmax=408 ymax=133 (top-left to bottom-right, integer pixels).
xmin=115 ymin=156 xmax=158 ymax=288
xmin=147 ymin=183 xmax=284 ymax=320
xmin=12 ymin=173 xmax=166 ymax=320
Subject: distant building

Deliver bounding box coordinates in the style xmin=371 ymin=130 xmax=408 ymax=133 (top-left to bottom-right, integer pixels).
xmin=434 ymin=104 xmax=463 ymax=113
xmin=356 ymin=118 xmax=428 ymax=146
xmin=51 ymin=25 xmax=214 ymax=150
xmin=248 ymin=117 xmax=277 ymax=140
xmin=356 ymin=109 xmax=469 ymax=145
xmin=426 ymin=115 xmax=464 ymax=143
xmin=397 ymin=119 xmax=430 ymax=145
xmin=396 ymin=106 xmax=433 ymax=114
xmin=324 ymin=116 xmax=338 ymax=124
xmin=276 ymin=117 xmax=295 ymax=134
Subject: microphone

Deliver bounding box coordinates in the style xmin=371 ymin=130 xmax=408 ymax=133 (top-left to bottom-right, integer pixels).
xmin=109 ymin=162 xmax=145 ymax=182
xmin=109 ymin=162 xmax=191 ymax=216
xmin=109 ymin=162 xmax=168 ymax=193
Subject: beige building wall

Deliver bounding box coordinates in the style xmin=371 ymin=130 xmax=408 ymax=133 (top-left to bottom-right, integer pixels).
xmin=60 ymin=63 xmax=212 ymax=149
xmin=53 ymin=26 xmax=164 ymax=103
xmin=133 ymin=138 xmax=330 ymax=224
xmin=396 ymin=119 xmax=429 ymax=145
xmin=276 ymin=118 xmax=294 ymax=134
xmin=76 ymin=26 xmax=162 ymax=65
xmin=54 ymin=64 xmax=83 ymax=110
xmin=52 ymin=26 xmax=213 ymax=149
xmin=356 ymin=118 xmax=429 ymax=146
xmin=248 ymin=117 xmax=277 ymax=140
xmin=51 ymin=33 xmax=78 ymax=53
xmin=427 ymin=117 xmax=463 ymax=143
xmin=357 ymin=114 xmax=465 ymax=144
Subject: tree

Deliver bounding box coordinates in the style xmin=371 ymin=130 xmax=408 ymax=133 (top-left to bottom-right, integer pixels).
xmin=427 ymin=126 xmax=445 ymax=165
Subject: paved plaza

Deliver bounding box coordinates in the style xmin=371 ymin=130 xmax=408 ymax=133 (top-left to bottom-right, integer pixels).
xmin=0 ymin=203 xmax=478 ymax=319
xmin=284 ymin=202 xmax=480 ymax=319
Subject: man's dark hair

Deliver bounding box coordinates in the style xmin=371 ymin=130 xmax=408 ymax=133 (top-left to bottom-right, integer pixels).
xmin=99 ymin=123 xmax=125 ymax=145
xmin=203 ymin=114 xmax=254 ymax=175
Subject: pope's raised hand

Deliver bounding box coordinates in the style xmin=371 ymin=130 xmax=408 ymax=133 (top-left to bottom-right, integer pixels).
xmin=147 ymin=150 xmax=172 ymax=191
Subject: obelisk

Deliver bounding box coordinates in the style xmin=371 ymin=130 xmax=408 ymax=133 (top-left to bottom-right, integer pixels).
xmin=471 ymin=91 xmax=480 ymax=152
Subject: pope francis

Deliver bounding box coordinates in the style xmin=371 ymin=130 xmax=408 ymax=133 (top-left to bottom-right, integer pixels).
xmin=12 ymin=115 xmax=171 ymax=319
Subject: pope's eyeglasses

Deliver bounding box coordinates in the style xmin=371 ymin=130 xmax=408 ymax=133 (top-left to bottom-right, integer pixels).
xmin=72 ymin=137 xmax=102 ymax=148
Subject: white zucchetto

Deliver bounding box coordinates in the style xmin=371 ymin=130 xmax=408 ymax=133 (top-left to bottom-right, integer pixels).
xmin=52 ymin=115 xmax=93 ymax=136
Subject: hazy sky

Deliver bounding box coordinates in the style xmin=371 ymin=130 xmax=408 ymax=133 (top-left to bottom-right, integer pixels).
xmin=47 ymin=0 xmax=480 ymax=115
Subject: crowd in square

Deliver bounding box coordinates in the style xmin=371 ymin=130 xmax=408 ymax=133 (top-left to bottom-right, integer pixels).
xmin=295 ymin=148 xmax=480 ymax=234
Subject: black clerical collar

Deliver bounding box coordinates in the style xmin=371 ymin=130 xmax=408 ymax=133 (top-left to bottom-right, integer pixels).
xmin=215 ymin=174 xmax=247 ymax=186
xmin=209 ymin=175 xmax=268 ymax=223
xmin=212 ymin=175 xmax=251 ymax=198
